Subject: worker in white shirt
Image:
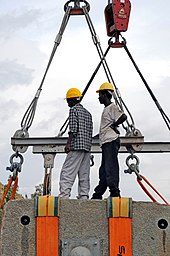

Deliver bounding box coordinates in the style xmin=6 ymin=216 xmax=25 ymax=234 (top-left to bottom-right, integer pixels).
xmin=92 ymin=82 xmax=127 ymax=199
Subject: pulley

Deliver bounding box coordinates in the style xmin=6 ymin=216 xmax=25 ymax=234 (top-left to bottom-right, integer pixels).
xmin=104 ymin=0 xmax=131 ymax=37
xmin=12 ymin=129 xmax=29 ymax=153
xmin=125 ymin=129 xmax=144 ymax=153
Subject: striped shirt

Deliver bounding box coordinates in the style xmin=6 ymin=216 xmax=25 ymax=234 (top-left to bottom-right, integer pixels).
xmin=69 ymin=103 xmax=93 ymax=151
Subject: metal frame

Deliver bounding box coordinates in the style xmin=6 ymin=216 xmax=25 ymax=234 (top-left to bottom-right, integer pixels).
xmin=11 ymin=136 xmax=170 ymax=154
xmin=10 ymin=136 xmax=170 ymax=195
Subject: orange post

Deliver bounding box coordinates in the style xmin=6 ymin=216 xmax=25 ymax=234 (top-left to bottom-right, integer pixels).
xmin=35 ymin=196 xmax=60 ymax=256
xmin=108 ymin=197 xmax=132 ymax=256
xmin=109 ymin=218 xmax=132 ymax=255
xmin=36 ymin=217 xmax=59 ymax=256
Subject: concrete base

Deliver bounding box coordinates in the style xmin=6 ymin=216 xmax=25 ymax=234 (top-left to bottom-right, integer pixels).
xmin=0 ymin=199 xmax=35 ymax=256
xmin=0 ymin=199 xmax=170 ymax=255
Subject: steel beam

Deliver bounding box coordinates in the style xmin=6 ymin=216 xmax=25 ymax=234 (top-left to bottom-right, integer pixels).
xmin=10 ymin=136 xmax=170 ymax=153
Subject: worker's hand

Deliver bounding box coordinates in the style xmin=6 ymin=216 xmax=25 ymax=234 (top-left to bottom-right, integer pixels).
xmin=93 ymin=134 xmax=99 ymax=139
xmin=65 ymin=143 xmax=71 ymax=153
xmin=110 ymin=122 xmax=120 ymax=134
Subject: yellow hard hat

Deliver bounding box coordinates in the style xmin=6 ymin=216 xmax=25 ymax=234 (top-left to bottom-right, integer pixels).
xmin=96 ymin=82 xmax=114 ymax=93
xmin=65 ymin=88 xmax=83 ymax=99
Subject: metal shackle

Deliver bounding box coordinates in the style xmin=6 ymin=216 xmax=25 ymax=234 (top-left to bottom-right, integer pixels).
xmin=125 ymin=154 xmax=140 ymax=169
xmin=9 ymin=153 xmax=24 ymax=166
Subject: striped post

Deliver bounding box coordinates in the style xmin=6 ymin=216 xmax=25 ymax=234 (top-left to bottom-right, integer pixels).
xmin=35 ymin=196 xmax=60 ymax=256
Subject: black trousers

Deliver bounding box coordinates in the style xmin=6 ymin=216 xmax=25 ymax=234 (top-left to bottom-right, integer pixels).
xmin=93 ymin=138 xmax=120 ymax=197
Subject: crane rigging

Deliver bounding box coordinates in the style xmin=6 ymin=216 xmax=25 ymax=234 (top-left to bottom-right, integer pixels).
xmin=16 ymin=0 xmax=136 ymax=141
xmin=1 ymin=0 xmax=170 ymax=200
xmin=14 ymin=0 xmax=170 ymax=142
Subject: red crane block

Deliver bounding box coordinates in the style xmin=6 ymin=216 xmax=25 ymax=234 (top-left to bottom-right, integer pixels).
xmin=105 ymin=0 xmax=131 ymax=37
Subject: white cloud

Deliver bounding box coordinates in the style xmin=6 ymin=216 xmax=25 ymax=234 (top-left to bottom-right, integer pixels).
xmin=0 ymin=9 xmax=41 ymax=37
xmin=0 ymin=59 xmax=34 ymax=89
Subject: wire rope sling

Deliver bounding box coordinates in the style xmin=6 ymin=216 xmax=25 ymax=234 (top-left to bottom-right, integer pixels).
xmin=104 ymin=0 xmax=170 ymax=132
xmin=3 ymin=0 xmax=139 ymax=196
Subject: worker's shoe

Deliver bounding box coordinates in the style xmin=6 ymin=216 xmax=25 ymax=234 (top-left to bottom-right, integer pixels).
xmin=110 ymin=191 xmax=121 ymax=197
xmin=77 ymin=195 xmax=89 ymax=199
xmin=91 ymin=193 xmax=102 ymax=200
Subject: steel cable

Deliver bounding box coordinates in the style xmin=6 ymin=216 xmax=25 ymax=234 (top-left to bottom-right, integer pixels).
xmin=20 ymin=6 xmax=72 ymax=131
xmin=123 ymin=41 xmax=170 ymax=131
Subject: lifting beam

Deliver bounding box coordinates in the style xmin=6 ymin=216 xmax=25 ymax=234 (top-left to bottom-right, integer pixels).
xmin=10 ymin=136 xmax=170 ymax=196
xmin=11 ymin=136 xmax=170 ymax=154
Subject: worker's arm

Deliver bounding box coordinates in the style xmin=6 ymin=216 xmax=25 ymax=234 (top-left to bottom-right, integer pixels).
xmin=65 ymin=108 xmax=77 ymax=153
xmin=93 ymin=134 xmax=99 ymax=139
xmin=110 ymin=113 xmax=127 ymax=133
xmin=65 ymin=132 xmax=74 ymax=153
xmin=115 ymin=113 xmax=127 ymax=126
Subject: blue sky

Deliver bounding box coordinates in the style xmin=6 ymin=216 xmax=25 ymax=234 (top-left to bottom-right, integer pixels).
xmin=0 ymin=0 xmax=170 ymax=201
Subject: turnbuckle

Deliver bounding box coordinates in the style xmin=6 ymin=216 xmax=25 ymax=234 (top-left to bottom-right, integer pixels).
xmin=124 ymin=154 xmax=142 ymax=180
xmin=6 ymin=152 xmax=24 ymax=180
xmin=64 ymin=0 xmax=90 ymax=15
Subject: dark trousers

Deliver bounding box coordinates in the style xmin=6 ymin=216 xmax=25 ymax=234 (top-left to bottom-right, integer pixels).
xmin=93 ymin=138 xmax=120 ymax=197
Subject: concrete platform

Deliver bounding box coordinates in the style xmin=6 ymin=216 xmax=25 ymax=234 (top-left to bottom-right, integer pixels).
xmin=0 ymin=198 xmax=170 ymax=255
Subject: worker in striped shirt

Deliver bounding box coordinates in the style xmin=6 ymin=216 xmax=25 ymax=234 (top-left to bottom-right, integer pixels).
xmin=59 ymin=88 xmax=93 ymax=199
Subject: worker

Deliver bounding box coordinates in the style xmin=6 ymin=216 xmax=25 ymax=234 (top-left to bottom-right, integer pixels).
xmin=91 ymin=82 xmax=127 ymax=199
xmin=59 ymin=88 xmax=93 ymax=199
